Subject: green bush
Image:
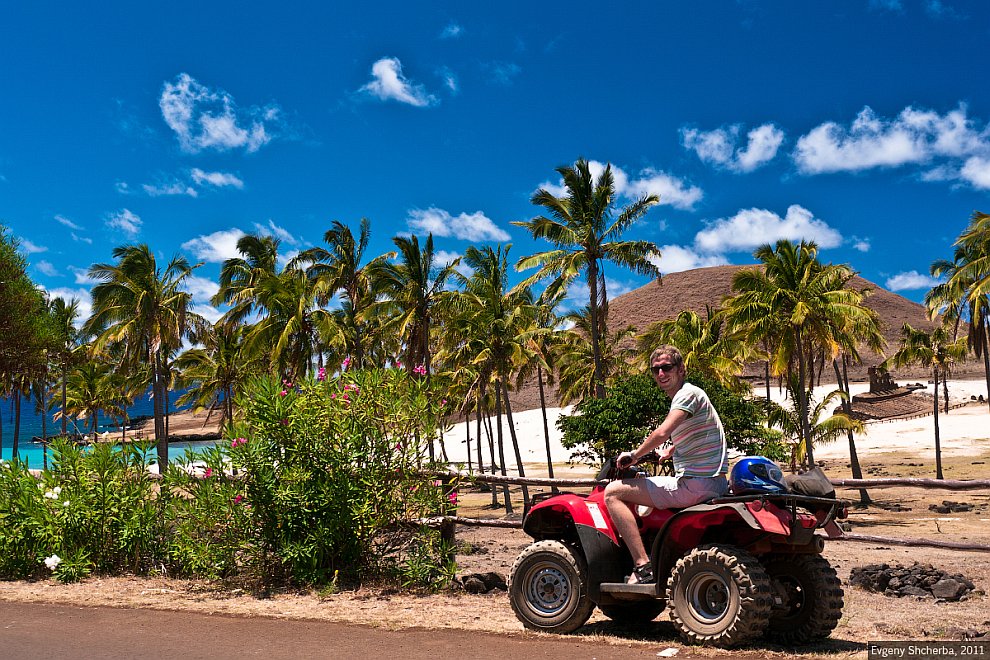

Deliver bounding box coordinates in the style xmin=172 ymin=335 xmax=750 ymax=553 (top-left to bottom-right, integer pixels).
xmin=0 ymin=368 xmax=456 ymax=590
xmin=558 ymin=371 xmax=786 ymax=466
xmin=0 ymin=440 xmax=161 ymax=582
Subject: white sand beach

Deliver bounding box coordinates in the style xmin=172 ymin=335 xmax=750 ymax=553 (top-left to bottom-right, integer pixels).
xmin=437 ymin=378 xmax=990 ymax=468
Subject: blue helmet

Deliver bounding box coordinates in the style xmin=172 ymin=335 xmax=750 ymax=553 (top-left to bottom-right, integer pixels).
xmin=729 ymin=456 xmax=787 ymax=495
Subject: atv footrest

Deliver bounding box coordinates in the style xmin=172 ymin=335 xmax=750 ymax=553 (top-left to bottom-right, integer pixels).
xmin=600 ymin=582 xmax=661 ymax=596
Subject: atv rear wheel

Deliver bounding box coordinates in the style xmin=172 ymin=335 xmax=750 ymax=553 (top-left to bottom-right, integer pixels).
xmin=667 ymin=544 xmax=773 ymax=647
xmin=599 ymin=600 xmax=666 ymax=625
xmin=509 ymin=540 xmax=594 ymax=634
xmin=762 ymin=553 xmax=843 ymax=644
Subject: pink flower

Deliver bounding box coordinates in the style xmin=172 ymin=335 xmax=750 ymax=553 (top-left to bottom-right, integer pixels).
xmin=413 ymin=364 xmax=427 ymax=376
xmin=342 ymin=356 xmax=351 ymax=369
xmin=395 ymin=360 xmax=403 ymax=369
xmin=317 ymin=367 xmax=326 ymax=382
xmin=280 ymin=418 xmax=289 ymax=426
xmin=204 ymin=467 xmax=213 ymax=479
xmin=330 ymin=393 xmax=336 ymax=399
xmin=280 ymin=390 xmax=287 ymax=397
xmin=233 ymin=494 xmax=244 ymax=504
xmin=231 ymin=437 xmax=247 ymax=448
xmin=441 ymin=398 xmax=447 ymax=406
xmin=432 ymin=479 xmax=442 ymax=487
xmin=448 ymin=492 xmax=458 ymax=505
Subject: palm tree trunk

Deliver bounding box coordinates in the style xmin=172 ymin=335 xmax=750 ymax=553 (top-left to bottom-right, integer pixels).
xmin=501 ymin=381 xmax=529 ymax=507
xmin=153 ymin=350 xmax=168 ymax=469
xmin=483 ymin=405 xmax=499 ymax=506
xmin=942 ymin=375 xmax=949 ymax=414
xmin=933 ymin=367 xmax=943 ymax=479
xmin=61 ymin=366 xmax=68 ymax=436
xmin=465 ymin=413 xmax=472 ymax=474
xmin=41 ymin=386 xmax=48 ymax=470
xmin=537 ymin=365 xmax=558 ymax=493
xmin=12 ymin=392 xmax=21 ymax=459
xmin=796 ymin=335 xmax=815 ymax=468
xmin=765 ymin=361 xmax=771 ymax=402
xmin=834 ymin=357 xmax=870 ymax=505
xmin=983 ymin=332 xmax=990 ymax=415
xmin=494 ymin=379 xmax=512 ymax=513
xmin=587 ymin=259 xmax=606 ymax=399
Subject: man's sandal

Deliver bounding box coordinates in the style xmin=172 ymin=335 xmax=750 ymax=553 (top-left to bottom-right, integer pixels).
xmin=626 ymin=563 xmax=655 ymax=585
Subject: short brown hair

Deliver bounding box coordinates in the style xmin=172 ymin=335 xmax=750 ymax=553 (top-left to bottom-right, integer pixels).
xmin=650 ymin=345 xmax=683 ymax=366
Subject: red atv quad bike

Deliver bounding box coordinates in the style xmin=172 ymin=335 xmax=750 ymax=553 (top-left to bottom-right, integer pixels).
xmin=508 ymin=454 xmax=847 ymax=647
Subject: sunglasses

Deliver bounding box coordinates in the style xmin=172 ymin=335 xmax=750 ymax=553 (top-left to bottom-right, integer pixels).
xmin=651 ymin=363 xmax=678 ymax=375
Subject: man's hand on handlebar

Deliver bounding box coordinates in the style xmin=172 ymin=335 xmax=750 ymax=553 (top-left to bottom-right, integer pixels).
xmin=617 ymin=450 xmax=659 ymax=469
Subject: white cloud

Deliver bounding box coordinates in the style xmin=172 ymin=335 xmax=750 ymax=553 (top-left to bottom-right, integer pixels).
xmin=488 ymin=62 xmax=521 ymax=85
xmin=183 ymin=274 xmax=220 ymax=303
xmin=852 ymin=237 xmax=872 ymax=252
xmin=407 ymin=207 xmax=510 ymax=241
xmin=538 ymin=160 xmax=703 ymax=211
xmin=253 ymin=219 xmax=300 ymax=246
xmin=35 ymin=260 xmax=59 ymax=276
xmin=105 ymin=209 xmax=142 ymax=237
xmin=115 ymin=181 xmax=132 ymax=194
xmin=181 ymin=228 xmax=246 ymax=263
xmin=625 ymin=168 xmax=704 ymax=211
xmin=68 ymin=266 xmax=97 ymax=285
xmin=191 ymin=168 xmax=244 ymax=189
xmin=19 ymin=238 xmax=47 ymax=254
xmin=885 ymin=270 xmax=941 ymax=291
xmin=960 ymin=156 xmax=990 ymax=189
xmin=189 ymin=303 xmax=224 ymax=324
xmin=681 ymin=123 xmax=784 ymax=172
xmin=793 ymin=104 xmax=990 ymax=175
xmin=159 ymin=73 xmax=280 ymax=153
xmin=71 ymin=233 xmax=93 ymax=245
xmin=434 ymin=249 xmax=471 ymax=279
xmin=440 ymin=22 xmax=463 ymax=39
xmin=143 ymin=180 xmax=198 ymax=197
xmin=359 ymin=58 xmax=437 ymax=107
xmin=695 ymin=205 xmax=843 ymax=253
xmin=650 ymin=245 xmax=730 ymax=275
xmin=437 ymin=66 xmax=458 ymax=94
xmin=55 ymin=214 xmax=82 ymax=231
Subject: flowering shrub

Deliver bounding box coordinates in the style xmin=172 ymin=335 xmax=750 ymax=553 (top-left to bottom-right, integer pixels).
xmin=226 ymin=368 xmax=455 ymax=589
xmin=0 ymin=440 xmax=161 ymax=582
xmin=0 ymin=368 xmax=454 ymax=589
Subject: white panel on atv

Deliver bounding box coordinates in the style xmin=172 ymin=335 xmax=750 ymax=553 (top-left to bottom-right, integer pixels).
xmin=585 ymin=502 xmax=608 ymax=529
xmin=637 ymin=505 xmax=654 ymax=517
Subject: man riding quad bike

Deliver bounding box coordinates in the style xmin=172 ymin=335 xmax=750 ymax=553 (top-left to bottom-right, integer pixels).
xmin=508 ymin=454 xmax=847 ymax=647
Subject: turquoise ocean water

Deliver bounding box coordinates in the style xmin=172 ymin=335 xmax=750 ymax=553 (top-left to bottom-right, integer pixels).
xmin=0 ymin=390 xmax=202 ymax=465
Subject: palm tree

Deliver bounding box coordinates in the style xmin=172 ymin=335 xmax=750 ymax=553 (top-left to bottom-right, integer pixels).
xmin=86 ymin=244 xmax=202 ymax=468
xmin=295 ymin=218 xmax=394 ymax=370
xmin=371 ymin=234 xmax=458 ymax=375
xmin=444 ymin=245 xmax=543 ymax=510
xmin=883 ymin=323 xmax=968 ymax=479
xmin=930 ymin=231 xmax=990 ymax=414
xmin=59 ymin=360 xmax=127 ymax=436
xmin=174 ymin=322 xmax=259 ymax=430
xmin=724 ymin=240 xmax=880 ymax=468
xmin=635 ymin=305 xmax=753 ymax=392
xmin=48 ymin=296 xmax=83 ymax=437
xmin=554 ymin=306 xmax=637 ymax=406
xmin=513 ymin=159 xmax=661 ymax=398
xmin=764 ymin=387 xmax=866 ymax=471
xmin=212 ymin=234 xmax=281 ymax=326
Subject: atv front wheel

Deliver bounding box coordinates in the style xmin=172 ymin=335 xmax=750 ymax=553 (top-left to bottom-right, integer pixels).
xmin=667 ymin=544 xmax=773 ymax=647
xmin=509 ymin=540 xmax=594 ymax=634
xmin=762 ymin=554 xmax=844 ymax=644
xmin=599 ymin=600 xmax=666 ymax=625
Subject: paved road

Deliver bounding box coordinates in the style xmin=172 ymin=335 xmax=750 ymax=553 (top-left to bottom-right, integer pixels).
xmin=0 ymin=601 xmax=714 ymax=659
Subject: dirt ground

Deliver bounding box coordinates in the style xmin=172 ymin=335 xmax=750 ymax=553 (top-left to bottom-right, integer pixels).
xmin=2 ymin=450 xmax=988 ymax=658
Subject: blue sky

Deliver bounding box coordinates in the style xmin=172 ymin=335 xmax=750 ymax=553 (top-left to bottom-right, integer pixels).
xmin=3 ymin=0 xmax=989 ymax=325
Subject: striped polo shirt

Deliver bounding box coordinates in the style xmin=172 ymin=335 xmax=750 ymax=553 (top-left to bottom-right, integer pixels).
xmin=669 ymin=382 xmax=729 ymax=478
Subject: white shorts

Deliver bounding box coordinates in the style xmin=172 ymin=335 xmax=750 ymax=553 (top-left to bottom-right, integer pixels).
xmin=643 ymin=475 xmax=728 ymax=509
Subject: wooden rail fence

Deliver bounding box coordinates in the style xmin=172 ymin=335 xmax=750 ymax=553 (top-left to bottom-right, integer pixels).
xmin=440 ymin=471 xmax=990 ymax=554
